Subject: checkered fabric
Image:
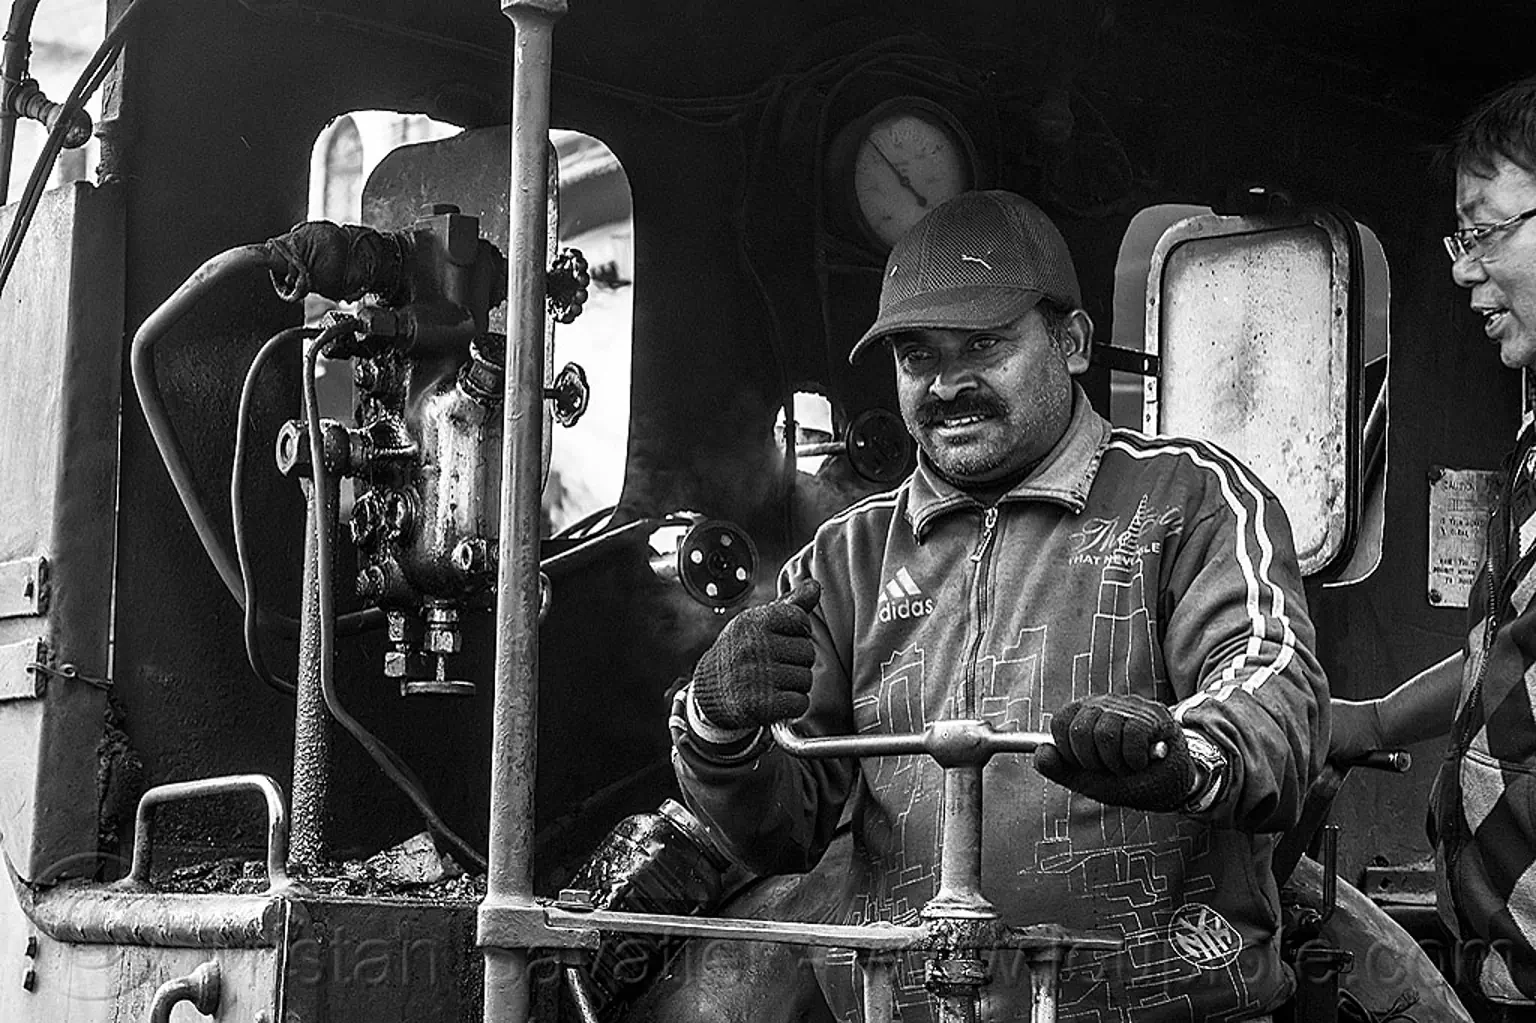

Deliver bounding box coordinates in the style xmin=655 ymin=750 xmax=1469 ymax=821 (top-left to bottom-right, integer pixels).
xmin=1436 ymin=414 xmax=1536 ymax=1003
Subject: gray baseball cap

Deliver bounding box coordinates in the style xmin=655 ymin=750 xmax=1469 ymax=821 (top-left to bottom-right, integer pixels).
xmin=850 ymin=190 xmax=1081 ymax=363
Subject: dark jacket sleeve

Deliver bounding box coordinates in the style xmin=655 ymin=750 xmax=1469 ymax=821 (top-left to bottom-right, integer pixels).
xmin=671 ymin=542 xmax=857 ymax=875
xmin=1161 ymin=448 xmax=1329 ymax=833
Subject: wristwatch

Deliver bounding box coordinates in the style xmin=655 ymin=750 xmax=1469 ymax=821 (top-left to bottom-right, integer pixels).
xmin=1182 ymin=731 xmax=1229 ymax=814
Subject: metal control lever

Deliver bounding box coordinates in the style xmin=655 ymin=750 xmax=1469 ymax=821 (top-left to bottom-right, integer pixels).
xmin=1273 ymin=749 xmax=1411 ymax=886
xmin=769 ymin=718 xmax=1048 ymax=764
xmin=769 ymin=719 xmax=1119 ymax=1023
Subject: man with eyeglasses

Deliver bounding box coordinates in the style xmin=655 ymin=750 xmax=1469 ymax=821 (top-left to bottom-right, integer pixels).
xmin=1333 ymin=76 xmax=1536 ymax=1022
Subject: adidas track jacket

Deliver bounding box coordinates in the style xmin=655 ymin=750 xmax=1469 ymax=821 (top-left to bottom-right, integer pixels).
xmin=673 ymin=389 xmax=1327 ymax=1022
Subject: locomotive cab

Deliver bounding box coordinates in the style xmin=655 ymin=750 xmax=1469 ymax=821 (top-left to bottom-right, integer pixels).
xmin=0 ymin=0 xmax=1517 ymax=1020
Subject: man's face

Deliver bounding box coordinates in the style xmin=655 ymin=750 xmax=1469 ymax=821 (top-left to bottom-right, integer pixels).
xmin=1453 ymin=156 xmax=1536 ymax=369
xmin=891 ymin=307 xmax=1082 ymax=486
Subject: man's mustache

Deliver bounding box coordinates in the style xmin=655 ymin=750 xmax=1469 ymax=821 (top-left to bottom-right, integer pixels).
xmin=916 ymin=395 xmax=1008 ymax=427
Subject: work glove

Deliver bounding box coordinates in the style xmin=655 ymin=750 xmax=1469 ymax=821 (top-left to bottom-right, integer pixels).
xmin=690 ymin=579 xmax=822 ymax=731
xmin=1327 ymin=698 xmax=1385 ymax=766
xmin=1034 ymin=693 xmax=1196 ymax=813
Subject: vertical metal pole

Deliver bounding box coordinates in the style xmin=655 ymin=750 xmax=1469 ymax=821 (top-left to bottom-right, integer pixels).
xmin=0 ymin=0 xmax=43 ymax=206
xmin=290 ymin=472 xmax=336 ymax=868
xmin=933 ymin=990 xmax=980 ymax=1023
xmin=482 ymin=2 xmax=564 ymax=1021
xmin=860 ymin=954 xmax=897 ymax=1023
xmin=1028 ymin=953 xmax=1061 ymax=1023
xmin=563 ymin=966 xmax=601 ymax=1023
xmin=921 ymin=765 xmax=993 ymax=1022
xmin=924 ymin=766 xmax=994 ymax=919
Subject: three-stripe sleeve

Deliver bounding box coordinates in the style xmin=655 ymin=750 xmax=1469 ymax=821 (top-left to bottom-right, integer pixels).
xmin=1113 ymin=436 xmax=1327 ymax=833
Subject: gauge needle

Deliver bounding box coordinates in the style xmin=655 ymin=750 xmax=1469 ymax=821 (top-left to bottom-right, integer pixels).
xmin=870 ymin=141 xmax=927 ymax=207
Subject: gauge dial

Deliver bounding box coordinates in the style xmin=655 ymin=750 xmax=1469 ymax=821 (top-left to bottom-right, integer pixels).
xmin=847 ymin=99 xmax=977 ymax=250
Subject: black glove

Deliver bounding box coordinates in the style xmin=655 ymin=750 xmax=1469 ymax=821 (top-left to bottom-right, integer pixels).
xmin=1327 ymin=698 xmax=1385 ymax=766
xmin=1034 ymin=693 xmax=1196 ymax=812
xmin=690 ymin=579 xmax=822 ymax=730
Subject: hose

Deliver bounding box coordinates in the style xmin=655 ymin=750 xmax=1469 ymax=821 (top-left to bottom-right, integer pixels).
xmin=232 ymin=326 xmax=319 ymax=695
xmin=129 ymin=244 xmax=384 ymax=641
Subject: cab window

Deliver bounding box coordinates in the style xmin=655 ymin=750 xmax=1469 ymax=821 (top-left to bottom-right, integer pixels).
xmin=1112 ymin=203 xmax=1389 ymax=580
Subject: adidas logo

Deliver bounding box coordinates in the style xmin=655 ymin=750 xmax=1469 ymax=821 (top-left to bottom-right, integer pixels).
xmin=877 ymin=566 xmax=935 ymax=623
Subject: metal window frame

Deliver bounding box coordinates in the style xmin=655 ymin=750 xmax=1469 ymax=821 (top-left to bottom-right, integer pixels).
xmin=1144 ymin=207 xmax=1362 ymax=576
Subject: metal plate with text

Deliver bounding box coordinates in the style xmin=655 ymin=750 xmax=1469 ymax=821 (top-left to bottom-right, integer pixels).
xmin=1427 ymin=467 xmax=1502 ymax=608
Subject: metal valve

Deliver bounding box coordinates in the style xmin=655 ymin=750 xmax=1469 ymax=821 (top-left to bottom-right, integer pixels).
xmin=846 ymin=408 xmax=916 ymax=485
xmin=649 ymin=518 xmax=759 ymax=610
xmin=546 ymin=247 xmax=590 ymax=324
xmin=8 ymin=78 xmax=92 ymax=148
xmin=546 ymin=362 xmax=590 ymax=428
xmin=407 ymin=601 xmax=475 ymax=697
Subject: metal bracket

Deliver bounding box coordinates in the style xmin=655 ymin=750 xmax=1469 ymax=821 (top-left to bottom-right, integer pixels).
xmin=1094 ymin=344 xmax=1160 ymax=377
xmin=478 ymin=898 xmax=603 ymax=952
xmin=0 ymin=638 xmax=45 ymax=701
xmin=0 ymin=557 xmax=46 ymax=619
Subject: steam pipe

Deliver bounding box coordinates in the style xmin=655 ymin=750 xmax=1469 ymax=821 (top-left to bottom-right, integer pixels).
xmin=0 ymin=0 xmax=42 ymax=205
xmin=290 ymin=457 xmax=339 ymax=868
xmin=146 ymin=960 xmax=221 ymax=1023
xmin=482 ymin=2 xmax=565 ymax=1021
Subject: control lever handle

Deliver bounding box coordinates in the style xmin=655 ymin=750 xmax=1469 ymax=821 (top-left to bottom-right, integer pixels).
xmin=769 ymin=719 xmax=1163 ymax=766
xmin=770 ymin=719 xmax=1049 ymax=768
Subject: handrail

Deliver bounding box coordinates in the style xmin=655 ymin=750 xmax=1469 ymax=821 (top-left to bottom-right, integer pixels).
xmin=145 ymin=960 xmax=220 ymax=1023
xmin=121 ymin=774 xmax=292 ymax=894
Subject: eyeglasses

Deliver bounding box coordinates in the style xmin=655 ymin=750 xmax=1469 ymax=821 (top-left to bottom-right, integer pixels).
xmin=1444 ymin=205 xmax=1536 ymax=262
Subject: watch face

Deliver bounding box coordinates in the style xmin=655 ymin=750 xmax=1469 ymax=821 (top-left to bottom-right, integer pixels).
xmin=851 ymin=102 xmax=975 ymax=249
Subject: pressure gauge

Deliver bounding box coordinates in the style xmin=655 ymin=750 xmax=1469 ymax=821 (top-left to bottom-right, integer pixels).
xmin=830 ymin=98 xmax=980 ymax=251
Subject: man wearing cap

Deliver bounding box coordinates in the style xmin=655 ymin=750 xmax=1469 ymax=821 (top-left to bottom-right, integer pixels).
xmin=670 ymin=190 xmax=1326 ymax=1021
